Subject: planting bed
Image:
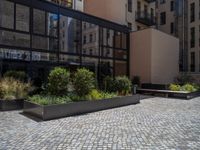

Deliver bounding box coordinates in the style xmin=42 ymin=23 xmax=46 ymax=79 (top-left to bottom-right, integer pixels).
xmin=23 ymin=95 xmax=140 ymax=121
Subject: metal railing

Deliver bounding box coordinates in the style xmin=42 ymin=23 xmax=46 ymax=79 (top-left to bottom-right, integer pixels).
xmin=135 ymin=11 xmax=156 ymax=26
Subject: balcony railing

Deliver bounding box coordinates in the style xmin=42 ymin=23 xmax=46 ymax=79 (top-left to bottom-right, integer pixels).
xmin=144 ymin=0 xmax=156 ymax=3
xmin=135 ymin=11 xmax=156 ymax=26
xmin=45 ymin=0 xmax=73 ymax=8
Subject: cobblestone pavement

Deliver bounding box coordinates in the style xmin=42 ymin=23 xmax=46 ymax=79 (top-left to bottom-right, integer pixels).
xmin=1 ymin=96 xmax=200 ymax=150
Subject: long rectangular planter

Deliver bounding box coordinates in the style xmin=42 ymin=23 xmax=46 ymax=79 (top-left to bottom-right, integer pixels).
xmin=137 ymin=89 xmax=200 ymax=100
xmin=23 ymin=95 xmax=140 ymax=121
xmin=0 ymin=99 xmax=24 ymax=111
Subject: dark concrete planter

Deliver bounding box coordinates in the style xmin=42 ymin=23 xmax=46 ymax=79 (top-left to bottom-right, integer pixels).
xmin=23 ymin=95 xmax=140 ymax=121
xmin=169 ymin=91 xmax=200 ymax=100
xmin=137 ymin=89 xmax=200 ymax=100
xmin=0 ymin=99 xmax=24 ymax=111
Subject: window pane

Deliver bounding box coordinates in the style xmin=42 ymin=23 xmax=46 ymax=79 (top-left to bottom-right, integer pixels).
xmin=16 ymin=4 xmax=30 ymax=32
xmin=115 ymin=50 xmax=127 ymax=60
xmin=59 ymin=15 xmax=81 ymax=54
xmin=101 ymin=47 xmax=113 ymax=58
xmin=0 ymin=30 xmax=30 ymax=47
xmin=32 ymin=52 xmax=57 ymax=62
xmin=59 ymin=54 xmax=80 ymax=64
xmin=0 ymin=48 xmax=30 ymax=61
xmin=0 ymin=0 xmax=14 ymax=29
xmin=32 ymin=35 xmax=48 ymax=50
xmin=32 ymin=35 xmax=58 ymax=51
xmin=82 ymin=57 xmax=99 ymax=74
xmin=82 ymin=22 xmax=99 ymax=56
xmin=47 ymin=13 xmax=58 ymax=37
xmin=115 ymin=60 xmax=127 ymax=76
xmin=33 ymin=9 xmax=45 ymax=35
xmin=115 ymin=32 xmax=121 ymax=48
xmin=122 ymin=33 xmax=127 ymax=49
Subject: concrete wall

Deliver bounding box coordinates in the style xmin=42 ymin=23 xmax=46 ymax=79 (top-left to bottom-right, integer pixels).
xmin=151 ymin=29 xmax=179 ymax=84
xmin=84 ymin=0 xmax=126 ymax=25
xmin=130 ymin=29 xmax=152 ymax=83
xmin=130 ymin=28 xmax=179 ymax=84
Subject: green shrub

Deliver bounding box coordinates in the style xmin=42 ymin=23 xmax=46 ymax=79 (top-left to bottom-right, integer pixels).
xmin=132 ymin=76 xmax=141 ymax=86
xmin=0 ymin=77 xmax=31 ymax=100
xmin=169 ymin=84 xmax=181 ymax=91
xmin=103 ymin=76 xmax=116 ymax=93
xmin=115 ymin=76 xmax=132 ymax=95
xmin=28 ymin=95 xmax=72 ymax=105
xmin=47 ymin=67 xmax=70 ymax=96
xmin=181 ymin=84 xmax=197 ymax=92
xmin=87 ymin=89 xmax=103 ymax=101
xmin=73 ymin=68 xmax=95 ymax=96
xmin=4 ymin=71 xmax=27 ymax=82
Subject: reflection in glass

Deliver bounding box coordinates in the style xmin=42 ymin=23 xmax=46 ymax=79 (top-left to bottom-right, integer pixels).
xmin=59 ymin=15 xmax=81 ymax=54
xmin=16 ymin=4 xmax=30 ymax=32
xmin=47 ymin=13 xmax=58 ymax=37
xmin=32 ymin=52 xmax=57 ymax=62
xmin=0 ymin=0 xmax=14 ymax=29
xmin=0 ymin=30 xmax=30 ymax=48
xmin=115 ymin=60 xmax=127 ymax=76
xmin=82 ymin=22 xmax=99 ymax=56
xmin=33 ymin=9 xmax=46 ymax=35
xmin=0 ymin=48 xmax=30 ymax=61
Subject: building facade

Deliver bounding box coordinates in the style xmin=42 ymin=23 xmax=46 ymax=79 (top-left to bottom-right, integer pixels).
xmin=84 ymin=0 xmax=180 ymax=84
xmin=156 ymin=0 xmax=200 ymax=80
xmin=84 ymin=0 xmax=156 ymax=31
xmin=0 ymin=0 xmax=129 ymax=83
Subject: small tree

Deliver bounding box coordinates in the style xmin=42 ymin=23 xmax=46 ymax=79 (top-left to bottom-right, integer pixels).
xmin=73 ymin=68 xmax=95 ymax=96
xmin=47 ymin=67 xmax=70 ymax=96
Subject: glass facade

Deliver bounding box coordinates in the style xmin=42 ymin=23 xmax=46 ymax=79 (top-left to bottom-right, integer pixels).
xmin=0 ymin=0 xmax=129 ymax=83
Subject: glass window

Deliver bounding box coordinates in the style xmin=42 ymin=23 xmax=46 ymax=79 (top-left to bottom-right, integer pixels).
xmin=16 ymin=4 xmax=30 ymax=32
xmin=59 ymin=15 xmax=81 ymax=54
xmin=0 ymin=48 xmax=30 ymax=61
xmin=32 ymin=35 xmax=58 ymax=51
xmin=59 ymin=54 xmax=80 ymax=64
xmin=99 ymin=59 xmax=113 ymax=79
xmin=115 ymin=50 xmax=127 ymax=60
xmin=0 ymin=30 xmax=30 ymax=48
xmin=32 ymin=52 xmax=57 ymax=62
xmin=33 ymin=9 xmax=46 ymax=35
xmin=0 ymin=0 xmax=14 ymax=29
xmin=115 ymin=61 xmax=127 ymax=76
xmin=47 ymin=12 xmax=58 ymax=37
xmin=101 ymin=47 xmax=113 ymax=58
xmin=115 ymin=32 xmax=121 ymax=48
xmin=82 ymin=56 xmax=99 ymax=76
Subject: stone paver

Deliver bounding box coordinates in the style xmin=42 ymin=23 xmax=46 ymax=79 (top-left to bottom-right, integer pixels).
xmin=1 ymin=96 xmax=200 ymax=150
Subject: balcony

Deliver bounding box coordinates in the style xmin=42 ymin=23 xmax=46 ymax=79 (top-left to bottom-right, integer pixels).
xmin=144 ymin=0 xmax=156 ymax=3
xmin=135 ymin=11 xmax=156 ymax=26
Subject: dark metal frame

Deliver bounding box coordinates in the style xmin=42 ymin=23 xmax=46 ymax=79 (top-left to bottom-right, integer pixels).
xmin=0 ymin=0 xmax=130 ymax=79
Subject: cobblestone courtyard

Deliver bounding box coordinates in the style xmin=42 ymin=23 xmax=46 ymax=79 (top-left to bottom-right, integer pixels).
xmin=1 ymin=96 xmax=200 ymax=150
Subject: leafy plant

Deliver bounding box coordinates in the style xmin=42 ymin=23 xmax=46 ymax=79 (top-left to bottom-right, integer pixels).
xmin=4 ymin=71 xmax=27 ymax=82
xmin=0 ymin=77 xmax=31 ymax=100
xmin=181 ymin=84 xmax=197 ymax=92
xmin=28 ymin=95 xmax=72 ymax=105
xmin=87 ymin=89 xmax=103 ymax=101
xmin=169 ymin=84 xmax=181 ymax=91
xmin=72 ymin=68 xmax=95 ymax=96
xmin=115 ymin=76 xmax=132 ymax=95
xmin=47 ymin=67 xmax=70 ymax=96
xmin=103 ymin=76 xmax=116 ymax=93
